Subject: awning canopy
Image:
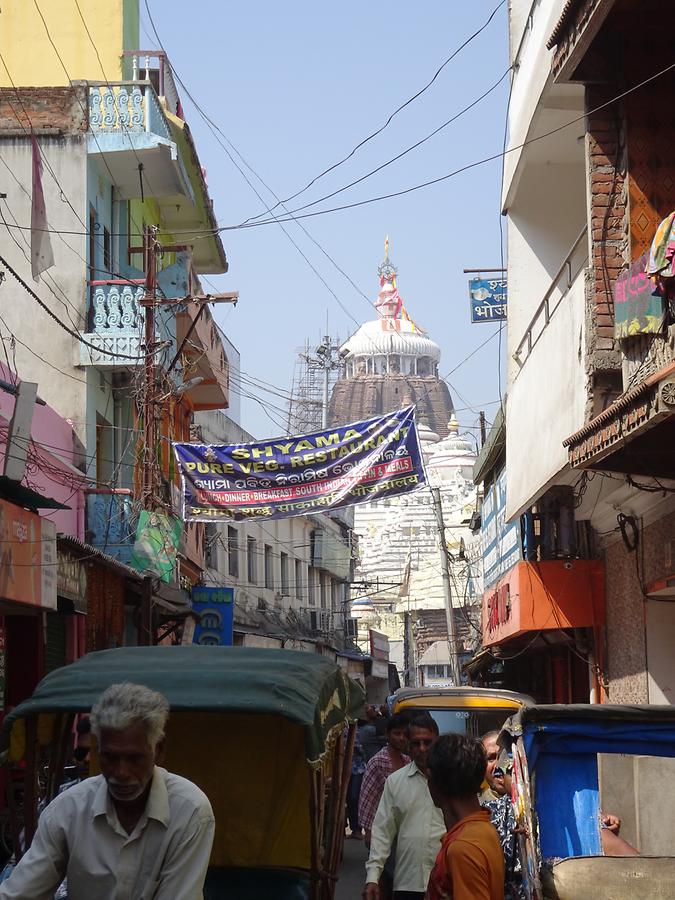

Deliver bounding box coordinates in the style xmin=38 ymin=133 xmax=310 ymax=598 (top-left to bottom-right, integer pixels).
xmin=1 ymin=646 xmax=365 ymax=763
xmin=564 ymin=362 xmax=675 ymax=477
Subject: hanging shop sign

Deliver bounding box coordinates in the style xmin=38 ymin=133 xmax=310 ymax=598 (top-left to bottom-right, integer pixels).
xmin=614 ymin=252 xmax=665 ymax=338
xmin=57 ymin=547 xmax=88 ymax=613
xmin=482 ymin=468 xmax=522 ymax=590
xmin=130 ymin=511 xmax=182 ymax=583
xmin=173 ymin=406 xmax=426 ymax=523
xmin=191 ymin=586 xmax=234 ymax=646
xmin=0 ymin=499 xmax=56 ymax=610
xmin=469 ymin=277 xmax=507 ymax=323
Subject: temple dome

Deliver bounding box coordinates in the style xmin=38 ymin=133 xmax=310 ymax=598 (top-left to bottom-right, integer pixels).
xmin=341 ymin=318 xmax=441 ymax=362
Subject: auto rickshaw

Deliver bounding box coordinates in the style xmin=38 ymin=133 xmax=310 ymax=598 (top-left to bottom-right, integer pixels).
xmin=501 ymin=703 xmax=675 ymax=899
xmin=392 ymin=685 xmax=533 ymax=737
xmin=0 ymin=645 xmax=365 ymax=900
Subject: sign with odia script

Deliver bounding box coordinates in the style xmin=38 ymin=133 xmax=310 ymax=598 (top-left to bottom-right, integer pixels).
xmin=173 ymin=406 xmax=426 ymax=522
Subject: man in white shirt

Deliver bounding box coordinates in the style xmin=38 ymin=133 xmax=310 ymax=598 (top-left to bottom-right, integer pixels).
xmin=0 ymin=682 xmax=215 ymax=900
xmin=362 ymin=712 xmax=445 ymax=900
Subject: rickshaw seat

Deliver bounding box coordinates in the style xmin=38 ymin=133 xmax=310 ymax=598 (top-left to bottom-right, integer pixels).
xmin=204 ymin=866 xmax=310 ymax=899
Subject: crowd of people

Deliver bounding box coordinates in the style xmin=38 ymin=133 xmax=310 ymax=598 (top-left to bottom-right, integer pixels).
xmin=348 ymin=704 xmax=635 ymax=900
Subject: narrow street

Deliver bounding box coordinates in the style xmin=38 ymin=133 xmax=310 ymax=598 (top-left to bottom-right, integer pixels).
xmin=336 ymin=837 xmax=367 ymax=900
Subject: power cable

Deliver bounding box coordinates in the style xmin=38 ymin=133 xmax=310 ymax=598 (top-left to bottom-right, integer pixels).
xmin=241 ymin=0 xmax=507 ymax=217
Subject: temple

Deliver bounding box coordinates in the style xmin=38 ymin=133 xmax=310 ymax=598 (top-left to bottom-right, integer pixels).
xmin=328 ymin=243 xmax=454 ymax=435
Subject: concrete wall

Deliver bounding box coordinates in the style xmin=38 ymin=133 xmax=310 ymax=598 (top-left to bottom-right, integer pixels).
xmin=0 ymin=132 xmax=88 ymax=443
xmin=604 ymin=509 xmax=675 ymax=704
xmin=0 ymin=0 xmax=137 ymax=87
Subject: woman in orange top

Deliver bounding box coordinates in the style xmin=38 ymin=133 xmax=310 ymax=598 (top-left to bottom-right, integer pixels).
xmin=425 ymin=734 xmax=504 ymax=900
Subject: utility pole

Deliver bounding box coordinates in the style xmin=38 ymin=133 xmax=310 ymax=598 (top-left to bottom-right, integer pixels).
xmin=479 ymin=410 xmax=487 ymax=447
xmin=430 ymin=486 xmax=461 ymax=686
xmin=138 ymin=230 xmax=238 ymax=644
xmin=316 ymin=335 xmax=343 ymax=428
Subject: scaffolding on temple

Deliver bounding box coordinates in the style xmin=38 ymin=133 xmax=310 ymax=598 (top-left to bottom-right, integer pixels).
xmin=287 ymin=337 xmax=343 ymax=434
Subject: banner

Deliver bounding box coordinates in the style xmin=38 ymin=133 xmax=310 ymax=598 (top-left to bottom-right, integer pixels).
xmin=614 ymin=251 xmax=665 ymax=338
xmin=130 ymin=510 xmax=182 ymax=583
xmin=469 ymin=277 xmax=507 ymax=323
xmin=173 ymin=406 xmax=426 ymax=523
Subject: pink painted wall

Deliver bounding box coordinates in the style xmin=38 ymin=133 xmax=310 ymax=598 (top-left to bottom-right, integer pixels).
xmin=0 ymin=364 xmax=86 ymax=539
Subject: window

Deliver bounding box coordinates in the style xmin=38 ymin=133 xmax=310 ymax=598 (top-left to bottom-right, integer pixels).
xmin=89 ymin=205 xmax=97 ymax=278
xmin=295 ymin=559 xmax=303 ymax=601
xmin=227 ymin=526 xmax=239 ymax=578
xmin=95 ymin=413 xmax=113 ymax=484
xmin=331 ymin=579 xmax=341 ymax=611
xmin=320 ymin=572 xmax=328 ymax=610
xmin=308 ymin=565 xmax=316 ymax=607
xmin=264 ymin=544 xmax=273 ymax=590
xmin=280 ymin=553 xmax=289 ymax=596
xmin=247 ymin=537 xmax=257 ymax=584
xmin=103 ymin=226 xmax=111 ymax=272
xmin=204 ymin=523 xmax=218 ymax=570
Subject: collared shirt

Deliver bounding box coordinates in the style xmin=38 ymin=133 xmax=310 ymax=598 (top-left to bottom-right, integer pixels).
xmin=358 ymin=745 xmax=411 ymax=832
xmin=426 ymin=810 xmax=504 ymax=900
xmin=0 ymin=766 xmax=215 ymax=900
xmin=365 ymin=761 xmax=445 ymax=893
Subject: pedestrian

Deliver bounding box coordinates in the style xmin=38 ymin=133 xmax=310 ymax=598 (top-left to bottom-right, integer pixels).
xmin=362 ymin=712 xmax=444 ymax=900
xmin=480 ymin=731 xmax=507 ymax=802
xmin=361 ymin=704 xmax=384 ymax=761
xmin=359 ymin=712 xmax=411 ymax=900
xmin=426 ymin=734 xmax=504 ymax=900
xmin=0 ymin=682 xmax=215 ymax=900
xmin=347 ymin=727 xmax=368 ymax=839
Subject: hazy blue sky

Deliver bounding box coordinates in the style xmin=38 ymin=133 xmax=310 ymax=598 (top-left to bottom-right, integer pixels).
xmin=141 ymin=1 xmax=509 ymax=439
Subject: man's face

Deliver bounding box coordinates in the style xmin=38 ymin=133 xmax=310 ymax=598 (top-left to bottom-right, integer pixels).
xmin=73 ymin=732 xmax=92 ymax=775
xmin=409 ymin=727 xmax=436 ymax=772
xmin=366 ymin=705 xmax=378 ymax=722
xmin=98 ymin=724 xmax=160 ymax=804
xmin=387 ymin=727 xmax=408 ymax=754
xmin=483 ymin=737 xmax=506 ymax=796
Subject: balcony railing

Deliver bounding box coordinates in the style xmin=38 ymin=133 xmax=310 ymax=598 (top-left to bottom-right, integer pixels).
xmin=513 ymin=227 xmax=588 ymax=368
xmin=81 ymin=280 xmax=146 ymax=367
xmin=85 ymin=489 xmax=137 ymax=566
xmin=88 ymin=82 xmax=172 ymax=142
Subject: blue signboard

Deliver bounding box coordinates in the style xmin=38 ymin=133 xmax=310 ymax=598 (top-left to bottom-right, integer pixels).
xmin=482 ymin=468 xmax=521 ymax=590
xmin=469 ymin=277 xmax=507 ymax=323
xmin=192 ymin=586 xmax=234 ymax=646
xmin=173 ymin=407 xmax=425 ymax=523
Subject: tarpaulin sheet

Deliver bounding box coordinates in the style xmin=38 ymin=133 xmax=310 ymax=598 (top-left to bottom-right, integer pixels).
xmin=173 ymin=406 xmax=425 ymax=522
xmin=1 ymin=646 xmax=365 ymax=763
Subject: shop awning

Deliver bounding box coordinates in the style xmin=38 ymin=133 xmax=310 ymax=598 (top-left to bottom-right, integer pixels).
xmin=563 ymin=361 xmax=675 ymax=477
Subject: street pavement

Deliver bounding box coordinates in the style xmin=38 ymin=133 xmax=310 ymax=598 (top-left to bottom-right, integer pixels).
xmin=336 ymin=834 xmax=367 ymax=900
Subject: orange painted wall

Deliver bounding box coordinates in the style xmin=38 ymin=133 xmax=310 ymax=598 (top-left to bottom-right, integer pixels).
xmin=482 ymin=560 xmax=605 ymax=647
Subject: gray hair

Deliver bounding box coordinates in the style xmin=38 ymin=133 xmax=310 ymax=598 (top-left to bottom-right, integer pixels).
xmin=90 ymin=683 xmax=170 ymax=749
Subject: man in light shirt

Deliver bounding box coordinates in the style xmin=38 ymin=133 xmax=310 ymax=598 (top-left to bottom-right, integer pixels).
xmin=362 ymin=712 xmax=445 ymax=900
xmin=0 ymin=682 xmax=215 ymax=900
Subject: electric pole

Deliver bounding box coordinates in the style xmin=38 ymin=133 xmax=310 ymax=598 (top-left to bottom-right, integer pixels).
xmin=431 ymin=486 xmax=461 ymax=685
xmin=316 ymin=335 xmax=343 ymax=428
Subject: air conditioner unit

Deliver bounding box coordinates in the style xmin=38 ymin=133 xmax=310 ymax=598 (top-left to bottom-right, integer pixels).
xmin=309 ymin=610 xmax=332 ymax=633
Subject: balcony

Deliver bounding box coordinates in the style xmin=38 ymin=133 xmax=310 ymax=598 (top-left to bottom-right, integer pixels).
xmin=87 ymin=82 xmax=193 ymax=201
xmin=85 ymin=489 xmax=137 ymax=566
xmin=80 ymin=280 xmax=146 ymax=367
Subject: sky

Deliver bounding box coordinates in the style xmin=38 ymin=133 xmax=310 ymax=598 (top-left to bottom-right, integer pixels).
xmin=140 ymin=1 xmax=510 ymax=440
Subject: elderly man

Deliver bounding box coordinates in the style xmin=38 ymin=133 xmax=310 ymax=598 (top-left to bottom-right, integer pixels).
xmin=0 ymin=682 xmax=215 ymax=900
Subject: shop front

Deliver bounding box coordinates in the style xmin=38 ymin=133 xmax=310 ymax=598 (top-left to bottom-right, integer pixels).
xmin=478 ymin=559 xmax=605 ymax=703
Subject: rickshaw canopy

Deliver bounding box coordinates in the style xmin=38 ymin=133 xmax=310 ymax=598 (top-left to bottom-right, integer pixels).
xmin=0 ymin=645 xmax=365 ymax=763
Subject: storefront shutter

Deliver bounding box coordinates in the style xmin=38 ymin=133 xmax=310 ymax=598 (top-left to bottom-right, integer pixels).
xmin=45 ymin=612 xmax=67 ymax=674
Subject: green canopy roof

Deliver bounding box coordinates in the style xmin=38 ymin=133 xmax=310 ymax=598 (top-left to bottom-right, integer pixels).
xmin=1 ymin=646 xmax=365 ymax=763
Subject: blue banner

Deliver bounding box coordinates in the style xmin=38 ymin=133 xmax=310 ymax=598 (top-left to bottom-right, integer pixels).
xmin=469 ymin=277 xmax=507 ymax=323
xmin=192 ymin=586 xmax=234 ymax=646
xmin=173 ymin=406 xmax=425 ymax=522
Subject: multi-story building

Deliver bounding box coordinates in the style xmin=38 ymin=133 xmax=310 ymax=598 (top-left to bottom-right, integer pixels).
xmin=0 ymin=1 xmax=232 ymax=641
xmin=474 ymin=0 xmax=675 ymax=706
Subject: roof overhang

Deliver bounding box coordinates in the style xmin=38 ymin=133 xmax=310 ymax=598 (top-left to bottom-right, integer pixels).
xmin=547 ymin=0 xmax=617 ymax=82
xmin=176 ymin=302 xmax=229 ymax=410
xmin=87 ymin=132 xmax=192 ymax=200
xmin=473 ymin=403 xmax=505 ymax=485
xmin=564 ymin=362 xmax=675 ymax=477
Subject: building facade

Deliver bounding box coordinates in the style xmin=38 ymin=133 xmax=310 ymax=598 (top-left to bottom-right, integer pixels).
xmin=473 ymin=0 xmax=675 ymax=705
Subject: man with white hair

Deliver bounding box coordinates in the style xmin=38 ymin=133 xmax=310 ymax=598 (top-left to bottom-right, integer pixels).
xmin=0 ymin=682 xmax=215 ymax=900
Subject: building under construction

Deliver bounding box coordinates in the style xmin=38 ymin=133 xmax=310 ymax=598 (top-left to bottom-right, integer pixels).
xmin=287 ymin=336 xmax=343 ymax=434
